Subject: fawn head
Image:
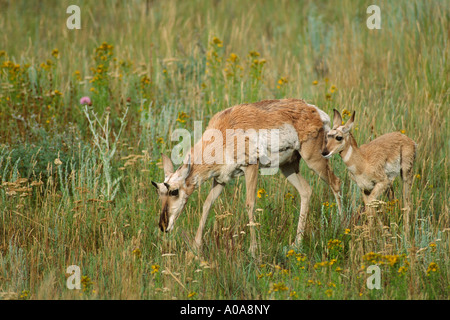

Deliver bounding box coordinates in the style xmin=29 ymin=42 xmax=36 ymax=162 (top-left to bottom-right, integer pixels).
xmin=322 ymin=109 xmax=355 ymax=158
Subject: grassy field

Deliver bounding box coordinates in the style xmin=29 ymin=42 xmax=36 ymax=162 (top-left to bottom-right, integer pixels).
xmin=0 ymin=0 xmax=448 ymax=300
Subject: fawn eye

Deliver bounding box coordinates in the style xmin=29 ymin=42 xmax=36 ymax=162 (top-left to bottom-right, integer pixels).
xmin=169 ymin=189 xmax=179 ymax=197
xmin=336 ymin=136 xmax=343 ymax=141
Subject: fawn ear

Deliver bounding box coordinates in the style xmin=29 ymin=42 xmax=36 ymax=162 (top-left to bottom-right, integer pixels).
xmin=343 ymin=111 xmax=355 ymax=133
xmin=332 ymin=109 xmax=343 ymax=129
xmin=161 ymin=153 xmax=174 ymax=179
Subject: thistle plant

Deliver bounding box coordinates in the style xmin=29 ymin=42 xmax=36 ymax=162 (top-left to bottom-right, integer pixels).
xmin=82 ymin=105 xmax=128 ymax=201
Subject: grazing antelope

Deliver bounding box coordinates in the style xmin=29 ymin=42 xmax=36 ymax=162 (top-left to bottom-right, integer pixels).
xmin=322 ymin=109 xmax=416 ymax=216
xmin=151 ymin=99 xmax=342 ymax=255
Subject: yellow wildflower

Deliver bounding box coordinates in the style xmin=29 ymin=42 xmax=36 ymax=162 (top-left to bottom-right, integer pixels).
xmin=327 ymin=239 xmax=343 ymax=250
xmin=296 ymin=253 xmax=307 ymax=262
xmin=257 ymin=188 xmax=267 ymax=199
xmin=342 ymin=109 xmax=352 ymax=117
xmin=270 ymin=282 xmax=288 ymax=292
xmin=248 ymin=51 xmax=260 ymax=58
xmin=81 ymin=276 xmax=94 ymax=293
xmin=278 ymin=77 xmax=288 ymax=85
xmin=284 ymin=192 xmax=294 ymax=200
xmin=132 ymin=248 xmax=142 ymax=258
xmin=398 ymin=266 xmax=408 ymax=275
xmin=228 ymin=53 xmax=238 ymax=63
xmin=363 ymin=252 xmax=382 ymax=264
xmin=141 ymin=75 xmax=151 ymax=85
xmin=426 ymin=262 xmax=439 ymax=275
xmin=176 ymin=111 xmax=189 ymax=124
xmin=51 ymin=49 xmax=59 ymax=58
xmin=211 ymin=37 xmax=223 ymax=47
xmin=19 ymin=290 xmax=29 ymax=300
xmin=286 ymin=249 xmax=295 ymax=257
xmin=151 ymin=264 xmax=160 ymax=274
xmin=383 ymin=255 xmax=400 ymax=267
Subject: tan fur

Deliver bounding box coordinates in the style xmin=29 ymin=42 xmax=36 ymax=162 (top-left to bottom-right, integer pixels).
xmin=323 ymin=110 xmax=417 ymax=219
xmin=186 ymin=98 xmax=326 ymax=187
xmin=153 ymin=99 xmax=342 ymax=255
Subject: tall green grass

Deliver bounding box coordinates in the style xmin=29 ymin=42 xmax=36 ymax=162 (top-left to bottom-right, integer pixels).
xmin=0 ymin=0 xmax=448 ymax=299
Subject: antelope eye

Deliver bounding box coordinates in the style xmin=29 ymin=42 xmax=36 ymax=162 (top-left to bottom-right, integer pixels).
xmin=169 ymin=189 xmax=179 ymax=197
xmin=336 ymin=136 xmax=343 ymax=141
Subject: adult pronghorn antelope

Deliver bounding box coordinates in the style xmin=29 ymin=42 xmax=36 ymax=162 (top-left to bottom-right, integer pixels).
xmin=151 ymin=99 xmax=342 ymax=254
xmin=322 ymin=109 xmax=416 ymax=216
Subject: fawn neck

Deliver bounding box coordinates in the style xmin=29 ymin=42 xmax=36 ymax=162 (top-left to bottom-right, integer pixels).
xmin=340 ymin=133 xmax=363 ymax=169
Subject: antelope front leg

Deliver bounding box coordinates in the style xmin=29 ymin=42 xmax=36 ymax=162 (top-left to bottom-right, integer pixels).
xmin=244 ymin=164 xmax=259 ymax=257
xmin=280 ymin=163 xmax=312 ymax=245
xmin=193 ymin=180 xmax=224 ymax=253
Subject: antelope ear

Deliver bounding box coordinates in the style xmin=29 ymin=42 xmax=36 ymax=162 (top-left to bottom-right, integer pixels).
xmin=161 ymin=153 xmax=174 ymax=179
xmin=343 ymin=111 xmax=355 ymax=133
xmin=178 ymin=154 xmax=192 ymax=180
xmin=332 ymin=109 xmax=343 ymax=129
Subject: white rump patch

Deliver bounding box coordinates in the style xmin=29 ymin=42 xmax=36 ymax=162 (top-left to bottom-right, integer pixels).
xmin=385 ymin=159 xmax=401 ymax=181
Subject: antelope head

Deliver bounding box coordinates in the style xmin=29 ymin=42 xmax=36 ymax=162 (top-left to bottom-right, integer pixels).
xmin=322 ymin=109 xmax=355 ymax=158
xmin=151 ymin=154 xmax=193 ymax=232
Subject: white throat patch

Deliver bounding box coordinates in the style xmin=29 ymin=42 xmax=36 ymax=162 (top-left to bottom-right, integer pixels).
xmin=342 ymin=145 xmax=353 ymax=163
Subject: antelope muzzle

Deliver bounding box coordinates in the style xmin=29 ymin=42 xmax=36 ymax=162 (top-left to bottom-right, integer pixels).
xmin=159 ymin=204 xmax=169 ymax=232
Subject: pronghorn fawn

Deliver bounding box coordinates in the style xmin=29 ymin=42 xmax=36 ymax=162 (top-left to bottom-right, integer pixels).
xmin=151 ymin=99 xmax=342 ymax=256
xmin=322 ymin=109 xmax=417 ymax=225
